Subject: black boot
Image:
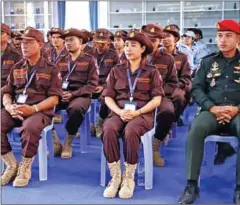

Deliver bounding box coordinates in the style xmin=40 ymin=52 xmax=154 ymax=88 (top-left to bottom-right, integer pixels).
xmin=234 ymin=190 xmax=240 ymax=204
xmin=179 ymin=185 xmax=200 ymax=204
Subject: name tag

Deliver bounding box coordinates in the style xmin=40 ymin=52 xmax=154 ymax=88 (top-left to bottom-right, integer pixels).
xmin=124 ymin=101 xmax=136 ymax=111
xmin=62 ymin=81 xmax=69 ymax=90
xmin=16 ymin=94 xmax=28 ymax=104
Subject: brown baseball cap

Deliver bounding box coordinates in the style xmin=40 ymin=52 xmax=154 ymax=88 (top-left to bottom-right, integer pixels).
xmin=81 ymin=29 xmax=93 ymax=43
xmin=114 ymin=30 xmax=128 ymax=40
xmin=61 ymin=28 xmax=86 ymax=42
xmin=142 ymin=23 xmax=165 ymax=39
xmin=49 ymin=27 xmax=64 ymax=36
xmin=163 ymin=24 xmax=180 ymax=42
xmin=1 ymin=23 xmax=11 ymax=35
xmin=94 ymin=28 xmax=110 ymax=43
xmin=125 ymin=30 xmax=153 ymax=55
xmin=17 ymin=27 xmax=44 ymax=43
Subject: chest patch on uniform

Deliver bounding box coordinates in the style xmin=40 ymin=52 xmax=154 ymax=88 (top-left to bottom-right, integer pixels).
xmin=175 ymin=61 xmax=181 ymax=65
xmin=58 ymin=62 xmax=68 ymax=67
xmin=77 ymin=62 xmax=89 ymax=66
xmin=155 ymin=64 xmax=168 ymax=69
xmin=234 ymin=66 xmax=240 ymax=70
xmin=138 ymin=78 xmax=150 ymax=83
xmin=4 ymin=60 xmax=15 ymax=65
xmin=104 ymin=59 xmax=113 ymax=63
xmin=13 ymin=69 xmax=27 ymax=79
xmin=36 ymin=73 xmax=51 ymax=80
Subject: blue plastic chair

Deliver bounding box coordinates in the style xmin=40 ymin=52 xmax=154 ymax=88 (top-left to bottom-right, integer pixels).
xmin=100 ymin=109 xmax=157 ymax=190
xmin=56 ymin=108 xmax=91 ymax=153
xmin=5 ymin=120 xmax=54 ymax=181
xmin=203 ymin=135 xmax=239 ymax=176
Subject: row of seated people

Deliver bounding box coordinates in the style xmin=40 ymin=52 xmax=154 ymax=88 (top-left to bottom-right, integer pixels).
xmin=1 ymin=19 xmax=239 ymax=204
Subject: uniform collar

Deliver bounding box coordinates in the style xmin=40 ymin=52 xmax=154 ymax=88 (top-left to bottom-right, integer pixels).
xmin=126 ymin=59 xmax=148 ymax=71
xmin=23 ymin=55 xmax=45 ymax=68
xmin=217 ymin=49 xmax=240 ymax=61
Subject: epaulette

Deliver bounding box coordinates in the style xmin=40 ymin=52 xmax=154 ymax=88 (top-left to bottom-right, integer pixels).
xmin=202 ymin=51 xmax=219 ymax=60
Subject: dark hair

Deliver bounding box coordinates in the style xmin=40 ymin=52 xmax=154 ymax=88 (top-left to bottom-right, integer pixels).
xmin=169 ymin=24 xmax=180 ymax=31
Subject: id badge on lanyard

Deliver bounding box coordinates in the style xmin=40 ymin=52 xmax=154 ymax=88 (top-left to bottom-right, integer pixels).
xmin=62 ymin=60 xmax=77 ymax=90
xmin=16 ymin=69 xmax=37 ymax=104
xmin=124 ymin=69 xmax=142 ymax=111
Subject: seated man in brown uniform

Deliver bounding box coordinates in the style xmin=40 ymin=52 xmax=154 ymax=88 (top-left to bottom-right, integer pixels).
xmin=92 ymin=28 xmax=120 ymax=137
xmin=1 ymin=23 xmax=22 ymax=89
xmin=54 ymin=28 xmax=98 ymax=159
xmin=162 ymin=25 xmax=192 ymax=125
xmin=1 ymin=27 xmax=62 ymax=187
xmin=113 ymin=30 xmax=128 ymax=64
xmin=81 ymin=29 xmax=95 ymax=57
xmin=142 ymin=24 xmax=179 ymax=167
xmin=49 ymin=27 xmax=68 ymax=64
xmin=102 ymin=30 xmax=164 ymax=199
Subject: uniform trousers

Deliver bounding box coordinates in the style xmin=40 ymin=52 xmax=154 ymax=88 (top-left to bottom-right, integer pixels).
xmin=186 ymin=111 xmax=240 ymax=185
xmin=102 ymin=113 xmax=154 ymax=164
xmin=57 ymin=97 xmax=90 ymax=135
xmin=1 ymin=109 xmax=51 ymax=157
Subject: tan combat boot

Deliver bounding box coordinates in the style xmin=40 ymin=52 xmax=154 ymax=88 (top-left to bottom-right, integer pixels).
xmin=52 ymin=130 xmax=63 ymax=156
xmin=152 ymin=138 xmax=165 ymax=167
xmin=118 ymin=162 xmax=137 ymax=199
xmin=61 ymin=135 xmax=75 ymax=159
xmin=1 ymin=151 xmax=19 ymax=185
xmin=95 ymin=118 xmax=104 ymax=138
xmin=103 ymin=161 xmax=121 ymax=198
xmin=53 ymin=114 xmax=62 ymax=123
xmin=13 ymin=157 xmax=34 ymax=187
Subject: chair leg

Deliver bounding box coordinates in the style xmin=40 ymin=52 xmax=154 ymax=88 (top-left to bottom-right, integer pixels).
xmin=205 ymin=141 xmax=216 ymax=176
xmin=38 ymin=136 xmax=48 ymax=181
xmin=100 ymin=145 xmax=107 ymax=186
xmin=142 ymin=133 xmax=153 ymax=190
xmin=80 ymin=114 xmax=89 ymax=154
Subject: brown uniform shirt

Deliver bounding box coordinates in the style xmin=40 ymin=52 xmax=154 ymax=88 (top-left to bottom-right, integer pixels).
xmin=50 ymin=47 xmax=69 ymax=64
xmin=104 ymin=61 xmax=164 ymax=110
xmin=1 ymin=44 xmax=22 ymax=87
xmin=148 ymin=49 xmax=178 ymax=97
xmin=119 ymin=52 xmax=127 ymax=64
xmin=93 ymin=48 xmax=120 ymax=86
xmin=2 ymin=55 xmax=62 ymax=117
xmin=172 ymin=48 xmax=192 ymax=93
xmin=57 ymin=52 xmax=98 ymax=98
xmin=83 ymin=44 xmax=95 ymax=57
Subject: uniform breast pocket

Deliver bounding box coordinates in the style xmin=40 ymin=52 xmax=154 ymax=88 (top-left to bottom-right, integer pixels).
xmin=100 ymin=63 xmax=112 ymax=76
xmin=75 ymin=66 xmax=88 ymax=81
xmin=13 ymin=77 xmax=26 ymax=88
xmin=35 ymin=78 xmax=51 ymax=91
xmin=137 ymin=82 xmax=150 ymax=92
xmin=114 ymin=80 xmax=127 ymax=92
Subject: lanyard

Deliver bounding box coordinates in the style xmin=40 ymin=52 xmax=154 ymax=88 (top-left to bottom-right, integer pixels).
xmin=53 ymin=47 xmax=65 ymax=63
xmin=23 ymin=68 xmax=37 ymax=95
xmin=65 ymin=60 xmax=77 ymax=81
xmin=97 ymin=54 xmax=106 ymax=69
xmin=127 ymin=69 xmax=142 ymax=102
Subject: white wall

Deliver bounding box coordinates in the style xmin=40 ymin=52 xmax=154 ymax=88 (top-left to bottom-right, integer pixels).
xmin=98 ymin=1 xmax=108 ymax=29
xmin=65 ymin=1 xmax=90 ymax=30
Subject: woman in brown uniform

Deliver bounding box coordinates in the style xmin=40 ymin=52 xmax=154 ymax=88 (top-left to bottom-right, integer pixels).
xmin=102 ymin=30 xmax=164 ymax=199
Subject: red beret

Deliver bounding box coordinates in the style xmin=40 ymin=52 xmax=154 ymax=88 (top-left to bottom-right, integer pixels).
xmin=17 ymin=27 xmax=44 ymax=43
xmin=217 ymin=19 xmax=240 ymax=34
xmin=1 ymin=23 xmax=11 ymax=35
xmin=125 ymin=30 xmax=153 ymax=55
